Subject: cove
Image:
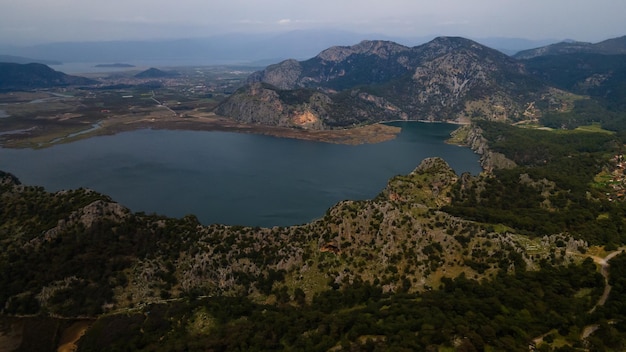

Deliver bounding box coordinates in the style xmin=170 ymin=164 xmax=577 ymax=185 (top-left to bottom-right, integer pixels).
xmin=0 ymin=122 xmax=481 ymax=227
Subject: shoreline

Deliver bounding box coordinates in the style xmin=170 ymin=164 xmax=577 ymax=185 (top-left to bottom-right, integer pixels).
xmin=1 ymin=113 xmax=406 ymax=149
xmin=0 ymin=107 xmax=471 ymax=150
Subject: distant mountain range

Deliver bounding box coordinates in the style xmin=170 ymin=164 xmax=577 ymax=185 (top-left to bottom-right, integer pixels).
xmin=0 ymin=30 xmax=558 ymax=65
xmin=94 ymin=63 xmax=135 ymax=68
xmin=0 ymin=54 xmax=61 ymax=65
xmin=514 ymin=35 xmax=626 ymax=59
xmin=0 ymin=62 xmax=96 ymax=90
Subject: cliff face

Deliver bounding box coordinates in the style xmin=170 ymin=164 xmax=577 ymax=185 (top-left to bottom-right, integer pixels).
xmin=246 ymin=59 xmax=303 ymax=90
xmin=215 ymin=83 xmax=330 ymax=128
xmin=405 ymin=37 xmax=534 ymax=122
xmin=217 ymin=37 xmax=551 ymax=128
xmin=462 ymin=125 xmax=516 ymax=172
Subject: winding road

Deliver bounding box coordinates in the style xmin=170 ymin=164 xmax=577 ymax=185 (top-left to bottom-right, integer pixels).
xmin=587 ymin=249 xmax=623 ymax=314
xmin=578 ymin=249 xmax=624 ymax=341
xmin=531 ymin=248 xmax=625 ymax=349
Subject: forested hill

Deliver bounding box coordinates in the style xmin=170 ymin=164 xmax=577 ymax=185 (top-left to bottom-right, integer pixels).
xmin=3 ymin=118 xmax=626 ymax=350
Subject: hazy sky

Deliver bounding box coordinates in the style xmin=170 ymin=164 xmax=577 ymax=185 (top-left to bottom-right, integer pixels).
xmin=2 ymin=0 xmax=625 ymax=45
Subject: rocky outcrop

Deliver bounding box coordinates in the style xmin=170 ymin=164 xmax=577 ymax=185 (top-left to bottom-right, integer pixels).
xmin=215 ymin=83 xmax=329 ymax=128
xmin=464 ymin=124 xmax=516 ymax=172
xmin=247 ymin=59 xmax=302 ymax=90
xmin=0 ymin=171 xmax=21 ymax=187
xmin=215 ymin=83 xmax=288 ymax=125
xmin=42 ymin=199 xmax=130 ymax=243
xmin=378 ymin=157 xmax=459 ymax=208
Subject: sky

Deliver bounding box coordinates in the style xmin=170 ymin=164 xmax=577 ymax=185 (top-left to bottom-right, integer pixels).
xmin=1 ymin=0 xmax=625 ymax=46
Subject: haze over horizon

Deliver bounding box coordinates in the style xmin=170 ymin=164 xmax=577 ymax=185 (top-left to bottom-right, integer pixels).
xmin=2 ymin=0 xmax=625 ymax=46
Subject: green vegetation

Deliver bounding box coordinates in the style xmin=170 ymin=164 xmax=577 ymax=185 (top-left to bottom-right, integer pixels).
xmin=77 ymin=260 xmax=606 ymax=351
xmin=2 ymin=126 xmax=623 ymax=350
xmin=525 ymin=53 xmax=626 ymax=112
xmin=3 ymin=115 xmax=626 ymax=350
xmin=541 ymin=98 xmax=626 ymax=134
xmin=446 ymin=120 xmax=626 ymax=245
xmin=5 ymin=41 xmax=626 ymax=350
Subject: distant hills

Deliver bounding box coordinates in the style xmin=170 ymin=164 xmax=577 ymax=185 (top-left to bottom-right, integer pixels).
xmin=0 ymin=62 xmax=96 ymax=90
xmin=134 ymin=67 xmax=179 ymax=78
xmin=514 ymin=35 xmax=626 ymax=59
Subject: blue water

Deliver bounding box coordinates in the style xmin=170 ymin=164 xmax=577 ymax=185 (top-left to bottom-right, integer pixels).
xmin=0 ymin=122 xmax=480 ymax=227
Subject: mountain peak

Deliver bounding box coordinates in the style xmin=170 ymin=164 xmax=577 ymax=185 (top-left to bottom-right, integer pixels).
xmin=430 ymin=36 xmax=477 ymax=44
xmin=316 ymin=40 xmax=410 ymax=62
xmin=421 ymin=36 xmax=500 ymax=55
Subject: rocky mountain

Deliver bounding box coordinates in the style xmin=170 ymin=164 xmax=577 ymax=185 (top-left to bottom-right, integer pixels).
xmin=216 ymin=36 xmax=550 ymax=128
xmin=513 ymin=35 xmax=626 ymax=59
xmin=0 ymin=62 xmax=96 ymax=90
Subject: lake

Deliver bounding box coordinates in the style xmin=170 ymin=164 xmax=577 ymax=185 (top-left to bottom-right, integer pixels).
xmin=0 ymin=122 xmax=481 ymax=227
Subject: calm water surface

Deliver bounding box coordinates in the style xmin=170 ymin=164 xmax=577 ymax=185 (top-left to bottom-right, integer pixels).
xmin=0 ymin=122 xmax=481 ymax=227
